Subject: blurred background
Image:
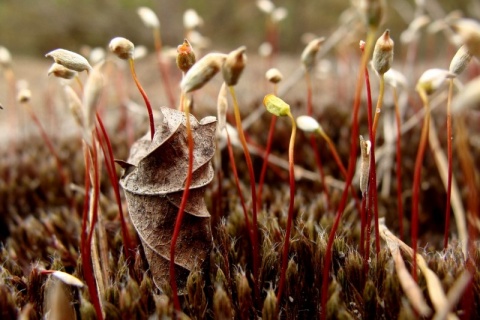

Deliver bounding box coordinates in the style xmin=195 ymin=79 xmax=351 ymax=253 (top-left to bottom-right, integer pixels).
xmin=0 ymin=0 xmax=477 ymax=57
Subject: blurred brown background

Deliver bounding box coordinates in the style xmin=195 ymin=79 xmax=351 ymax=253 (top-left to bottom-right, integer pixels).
xmin=0 ymin=0 xmax=477 ymax=57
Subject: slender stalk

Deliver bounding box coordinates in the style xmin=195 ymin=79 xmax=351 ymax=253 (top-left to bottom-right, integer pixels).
xmin=128 ymin=58 xmax=155 ymax=140
xmin=229 ymin=86 xmax=260 ymax=302
xmin=320 ymin=28 xmax=377 ymax=320
xmin=393 ymin=87 xmax=404 ymax=240
xmin=443 ymin=79 xmax=453 ymax=249
xmin=276 ymin=111 xmax=296 ymax=302
xmin=258 ymin=83 xmax=278 ymax=208
xmin=152 ymin=27 xmax=176 ymax=107
xmin=367 ymin=66 xmax=381 ymax=256
xmin=226 ymin=129 xmax=252 ymax=233
xmin=170 ymin=94 xmax=194 ymax=311
xmin=372 ymin=75 xmax=385 ymax=135
xmin=95 ymin=113 xmax=135 ymax=267
xmin=411 ymin=88 xmax=430 ymax=281
xmin=81 ymin=138 xmax=103 ymax=320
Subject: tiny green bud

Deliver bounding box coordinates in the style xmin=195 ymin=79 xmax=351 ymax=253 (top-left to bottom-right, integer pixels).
xmin=176 ymin=39 xmax=196 ymax=73
xmin=301 ymin=37 xmax=325 ymax=70
xmin=137 ymin=7 xmax=160 ymax=29
xmin=263 ymin=94 xmax=290 ymax=117
xmin=48 ymin=63 xmax=78 ymax=80
xmin=109 ymin=37 xmax=134 ymax=60
xmin=45 ymin=49 xmax=92 ymax=73
xmin=449 ymin=45 xmax=473 ymax=76
xmin=373 ymin=29 xmax=394 ymax=75
xmin=180 ymin=53 xmax=227 ymax=93
xmin=265 ymin=68 xmax=283 ymax=84
xmin=222 ymin=46 xmax=247 ymax=86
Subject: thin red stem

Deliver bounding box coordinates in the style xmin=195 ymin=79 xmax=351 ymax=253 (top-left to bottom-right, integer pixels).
xmin=170 ymin=95 xmax=193 ymax=311
xmin=81 ymin=140 xmax=103 ymax=320
xmin=229 ymin=86 xmax=260 ymax=303
xmin=443 ymin=79 xmax=453 ymax=249
xmin=320 ymin=29 xmax=376 ymax=320
xmin=393 ymin=87 xmax=404 ymax=241
xmin=226 ymin=130 xmax=252 ymax=233
xmin=276 ymin=112 xmax=296 ymax=302
xmin=95 ymin=113 xmax=135 ymax=266
xmin=129 ymin=58 xmax=155 ymax=140
xmin=411 ymin=90 xmax=430 ymax=282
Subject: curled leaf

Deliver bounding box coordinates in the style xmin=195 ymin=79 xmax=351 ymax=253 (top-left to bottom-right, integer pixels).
xmin=120 ymin=107 xmax=216 ymax=294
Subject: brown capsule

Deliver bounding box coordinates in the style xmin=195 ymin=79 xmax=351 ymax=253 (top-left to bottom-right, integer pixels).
xmin=109 ymin=37 xmax=134 ymax=60
xmin=45 ymin=48 xmax=92 ymax=73
xmin=449 ymin=45 xmax=473 ymax=76
xmin=176 ymin=39 xmax=196 ymax=73
xmin=47 ymin=63 xmax=78 ymax=80
xmin=301 ymin=37 xmax=325 ymax=71
xmin=373 ymin=29 xmax=394 ymax=75
xmin=222 ymin=46 xmax=247 ymax=86
xmin=180 ymin=53 xmax=227 ymax=93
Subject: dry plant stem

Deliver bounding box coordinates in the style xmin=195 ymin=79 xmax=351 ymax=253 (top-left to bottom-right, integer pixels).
xmin=306 ymin=71 xmax=331 ymax=211
xmin=443 ymin=79 xmax=453 ymax=250
xmin=226 ymin=129 xmax=252 ymax=232
xmin=95 ymin=113 xmax=135 ymax=266
xmin=411 ymin=88 xmax=430 ymax=282
xmin=366 ymin=66 xmax=380 ymax=256
xmin=393 ymin=87 xmax=404 ymax=240
xmin=372 ymin=75 xmax=385 ymax=135
xmin=152 ymin=27 xmax=176 ymax=107
xmin=229 ymin=86 xmax=260 ymax=302
xmin=320 ymin=28 xmax=377 ymax=320
xmin=427 ymin=119 xmax=467 ymax=257
xmin=363 ymin=62 xmax=376 ymax=271
xmin=170 ymin=94 xmax=194 ymax=311
xmin=128 ymin=58 xmax=155 ymax=140
xmin=276 ymin=111 xmax=296 ymax=303
xmin=80 ymin=141 xmax=103 ymax=320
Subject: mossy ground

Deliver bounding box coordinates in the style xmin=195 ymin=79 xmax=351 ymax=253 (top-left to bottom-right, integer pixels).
xmin=0 ymin=54 xmax=479 ymax=319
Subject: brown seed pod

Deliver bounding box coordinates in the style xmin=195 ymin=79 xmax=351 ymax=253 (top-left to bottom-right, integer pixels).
xmin=119 ymin=107 xmax=216 ymax=294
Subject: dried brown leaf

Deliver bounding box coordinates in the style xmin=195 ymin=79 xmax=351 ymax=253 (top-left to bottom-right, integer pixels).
xmin=120 ymin=107 xmax=216 ymax=294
